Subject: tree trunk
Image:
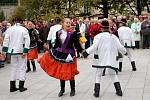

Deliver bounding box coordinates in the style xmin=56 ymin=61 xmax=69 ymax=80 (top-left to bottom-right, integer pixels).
xmin=103 ymin=0 xmax=108 ymax=18
xmin=67 ymin=0 xmax=71 ymax=18
xmin=136 ymin=0 xmax=142 ymax=16
xmin=145 ymin=1 xmax=150 ymax=13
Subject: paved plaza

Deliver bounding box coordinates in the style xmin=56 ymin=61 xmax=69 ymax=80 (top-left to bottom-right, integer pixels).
xmin=0 ymin=49 xmax=150 ymax=100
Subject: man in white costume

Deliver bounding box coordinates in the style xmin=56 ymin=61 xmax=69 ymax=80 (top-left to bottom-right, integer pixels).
xmin=82 ymin=19 xmax=127 ymax=97
xmin=118 ymin=22 xmax=137 ymax=72
xmin=46 ymin=17 xmax=62 ymax=48
xmin=2 ymin=17 xmax=30 ymax=92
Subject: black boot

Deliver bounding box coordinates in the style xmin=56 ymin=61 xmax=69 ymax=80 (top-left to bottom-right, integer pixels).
xmin=102 ymin=68 xmax=106 ymax=76
xmin=10 ymin=81 xmax=18 ymax=92
xmin=131 ymin=61 xmax=136 ymax=71
xmin=93 ymin=83 xmax=100 ymax=97
xmin=26 ymin=61 xmax=31 ymax=73
xmin=118 ymin=62 xmax=122 ymax=72
xmin=31 ymin=61 xmax=36 ymax=72
xmin=19 ymin=81 xmax=27 ymax=92
xmin=58 ymin=80 xmax=65 ymax=97
xmin=114 ymin=82 xmax=123 ymax=96
xmin=70 ymin=80 xmax=75 ymax=96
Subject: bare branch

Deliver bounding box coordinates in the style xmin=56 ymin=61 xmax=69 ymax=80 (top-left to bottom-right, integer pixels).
xmin=126 ymin=2 xmax=137 ymax=15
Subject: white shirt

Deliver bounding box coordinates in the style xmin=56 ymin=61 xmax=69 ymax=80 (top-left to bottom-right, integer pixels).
xmin=118 ymin=26 xmax=135 ymax=46
xmin=60 ymin=30 xmax=67 ymax=44
xmin=3 ymin=23 xmax=30 ymax=53
xmin=86 ymin=32 xmax=126 ymax=67
xmin=47 ymin=24 xmax=62 ymax=41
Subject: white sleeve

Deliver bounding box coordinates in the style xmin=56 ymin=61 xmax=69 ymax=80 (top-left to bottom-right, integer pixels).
xmin=3 ymin=30 xmax=10 ymax=48
xmin=131 ymin=23 xmax=136 ymax=33
xmin=115 ymin=36 xmax=126 ymax=55
xmin=80 ymin=24 xmax=86 ymax=33
xmin=130 ymin=29 xmax=135 ymax=46
xmin=47 ymin=27 xmax=52 ymax=41
xmin=24 ymin=29 xmax=30 ymax=50
xmin=86 ymin=35 xmax=99 ymax=54
xmin=137 ymin=23 xmax=141 ymax=32
xmin=117 ymin=28 xmax=122 ymax=40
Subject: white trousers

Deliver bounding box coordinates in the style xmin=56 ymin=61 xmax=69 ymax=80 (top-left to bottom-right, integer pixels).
xmin=95 ymin=68 xmax=119 ymax=83
xmin=119 ymin=48 xmax=134 ymax=62
xmin=10 ymin=55 xmax=27 ymax=81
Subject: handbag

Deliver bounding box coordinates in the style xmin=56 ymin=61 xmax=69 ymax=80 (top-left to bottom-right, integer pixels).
xmin=79 ymin=32 xmax=87 ymax=44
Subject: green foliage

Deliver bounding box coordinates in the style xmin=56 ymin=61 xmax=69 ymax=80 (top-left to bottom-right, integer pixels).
xmin=0 ymin=10 xmax=5 ymax=21
xmin=10 ymin=0 xmax=150 ymax=21
xmin=10 ymin=0 xmax=87 ymax=21
xmin=9 ymin=6 xmax=26 ymax=22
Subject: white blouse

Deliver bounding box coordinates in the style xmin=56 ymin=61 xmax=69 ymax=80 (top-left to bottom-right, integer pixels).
xmin=60 ymin=30 xmax=67 ymax=44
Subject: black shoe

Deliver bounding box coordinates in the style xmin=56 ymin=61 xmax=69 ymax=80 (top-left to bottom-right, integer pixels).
xmin=10 ymin=81 xmax=18 ymax=92
xmin=58 ymin=90 xmax=65 ymax=97
xmin=26 ymin=69 xmax=31 ymax=73
xmin=19 ymin=81 xmax=27 ymax=92
xmin=70 ymin=80 xmax=75 ymax=96
xmin=58 ymin=80 xmax=65 ymax=97
xmin=131 ymin=61 xmax=137 ymax=71
xmin=114 ymin=82 xmax=123 ymax=96
xmin=118 ymin=62 xmax=122 ymax=72
xmin=70 ymin=90 xmax=75 ymax=96
xmin=102 ymin=68 xmax=106 ymax=76
xmin=132 ymin=67 xmax=137 ymax=71
xmin=93 ymin=83 xmax=100 ymax=97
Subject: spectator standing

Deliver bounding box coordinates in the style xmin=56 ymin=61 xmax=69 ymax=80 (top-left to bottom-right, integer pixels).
xmin=141 ymin=15 xmax=150 ymax=49
xmin=131 ymin=18 xmax=141 ymax=49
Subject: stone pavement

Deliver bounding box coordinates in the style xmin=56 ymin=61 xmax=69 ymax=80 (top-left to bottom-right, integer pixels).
xmin=0 ymin=49 xmax=150 ymax=100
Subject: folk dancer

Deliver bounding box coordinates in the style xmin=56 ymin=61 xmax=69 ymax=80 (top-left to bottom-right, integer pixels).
xmin=2 ymin=17 xmax=30 ymax=92
xmin=82 ymin=19 xmax=127 ymax=97
xmin=118 ymin=22 xmax=137 ymax=72
xmin=38 ymin=18 xmax=83 ymax=97
xmin=26 ymin=21 xmax=40 ymax=73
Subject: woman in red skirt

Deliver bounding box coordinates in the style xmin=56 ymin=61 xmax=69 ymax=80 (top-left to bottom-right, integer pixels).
xmin=38 ymin=18 xmax=83 ymax=97
xmin=26 ymin=21 xmax=40 ymax=72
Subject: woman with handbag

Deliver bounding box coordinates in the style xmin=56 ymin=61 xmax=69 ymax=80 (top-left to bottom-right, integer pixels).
xmin=38 ymin=18 xmax=83 ymax=97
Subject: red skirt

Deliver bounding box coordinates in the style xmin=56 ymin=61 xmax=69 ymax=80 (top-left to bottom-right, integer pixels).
xmin=38 ymin=51 xmax=79 ymax=80
xmin=27 ymin=48 xmax=38 ymax=60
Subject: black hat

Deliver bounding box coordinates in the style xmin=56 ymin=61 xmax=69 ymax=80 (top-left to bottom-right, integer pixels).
xmin=12 ymin=17 xmax=23 ymax=23
xmin=101 ymin=19 xmax=109 ymax=28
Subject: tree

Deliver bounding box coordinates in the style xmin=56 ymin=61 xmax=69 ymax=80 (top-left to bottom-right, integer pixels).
xmin=10 ymin=0 xmax=85 ymax=21
xmin=141 ymin=0 xmax=150 ymax=13
xmin=0 ymin=10 xmax=5 ymax=21
xmin=83 ymin=0 xmax=128 ymax=17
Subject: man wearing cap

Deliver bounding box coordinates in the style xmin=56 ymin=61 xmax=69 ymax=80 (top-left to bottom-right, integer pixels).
xmin=118 ymin=22 xmax=137 ymax=72
xmin=82 ymin=19 xmax=126 ymax=97
xmin=2 ymin=17 xmax=30 ymax=92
